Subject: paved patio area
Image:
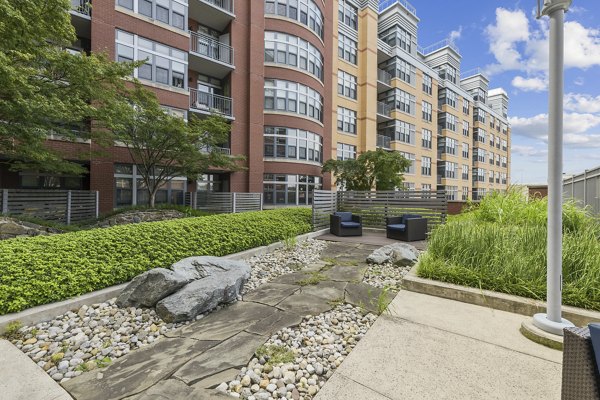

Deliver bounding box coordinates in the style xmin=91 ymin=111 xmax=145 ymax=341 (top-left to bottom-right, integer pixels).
xmin=315 ymin=290 xmax=563 ymax=400
xmin=317 ymin=230 xmax=427 ymax=251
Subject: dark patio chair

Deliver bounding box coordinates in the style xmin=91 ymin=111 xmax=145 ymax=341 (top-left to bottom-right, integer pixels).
xmin=386 ymin=214 xmax=427 ymax=242
xmin=330 ymin=212 xmax=362 ymax=237
xmin=562 ymin=326 xmax=600 ymax=400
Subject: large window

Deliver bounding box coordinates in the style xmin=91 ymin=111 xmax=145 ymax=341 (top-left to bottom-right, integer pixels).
xmin=422 ymin=73 xmax=432 ymax=95
xmin=462 ymin=121 xmax=470 ymax=137
xmin=265 ymin=0 xmax=324 ymax=39
xmin=338 ymin=33 xmax=357 ymax=64
xmin=439 ymin=137 xmax=457 ymax=155
xmin=265 ymin=31 xmax=324 ymax=82
xmin=462 ymin=165 xmax=469 ymax=180
xmin=400 ymin=152 xmax=416 ymax=174
xmin=438 ymin=65 xmax=457 ymax=84
xmin=422 ymin=101 xmax=432 ymax=122
xmin=114 ymin=164 xmax=186 ymax=207
xmin=462 ymin=143 xmax=469 ymax=159
xmin=421 ymin=156 xmax=432 ymax=176
xmin=475 ymin=108 xmax=487 ymax=123
xmin=475 ymin=128 xmax=487 ymax=144
xmin=263 ymin=174 xmax=322 ymax=205
xmin=264 ymin=79 xmax=323 ymax=122
xmin=379 ymin=24 xmax=412 ymax=53
xmin=439 ymin=89 xmax=457 ymax=108
xmin=441 ymin=162 xmax=457 ymax=179
xmin=117 ymin=0 xmax=187 ymax=31
xmin=378 ymin=120 xmax=416 ymax=145
xmin=379 ymin=88 xmax=416 ymax=116
xmin=116 ymin=30 xmax=187 ymax=89
xmin=463 ymin=99 xmax=470 ymax=115
xmin=473 ymin=168 xmax=486 ymax=183
xmin=439 ymin=113 xmax=457 ymax=132
xmin=264 ymin=127 xmax=323 ymax=163
xmin=379 ymin=57 xmax=416 ymax=86
xmin=337 ymin=107 xmax=357 ymax=134
xmin=337 ymin=143 xmax=356 ymax=160
xmin=474 ymin=148 xmax=486 ymax=163
xmin=337 ymin=70 xmax=357 ymax=99
xmin=338 ymin=0 xmax=357 ymax=30
xmin=422 ymin=129 xmax=432 ymax=149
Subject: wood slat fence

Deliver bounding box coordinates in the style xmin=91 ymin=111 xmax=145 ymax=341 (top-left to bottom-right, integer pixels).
xmin=0 ymin=189 xmax=99 ymax=224
xmin=185 ymin=192 xmax=263 ymax=213
xmin=312 ymin=190 xmax=447 ymax=231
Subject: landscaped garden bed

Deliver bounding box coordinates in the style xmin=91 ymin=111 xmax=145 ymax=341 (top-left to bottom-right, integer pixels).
xmin=417 ymin=191 xmax=600 ymax=311
xmin=0 ymin=208 xmax=312 ymax=314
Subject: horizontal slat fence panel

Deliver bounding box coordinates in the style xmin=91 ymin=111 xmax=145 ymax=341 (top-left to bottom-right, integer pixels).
xmin=185 ymin=192 xmax=262 ymax=213
xmin=234 ymin=193 xmax=263 ymax=212
xmin=1 ymin=189 xmax=98 ymax=223
xmin=312 ymin=190 xmax=447 ymax=231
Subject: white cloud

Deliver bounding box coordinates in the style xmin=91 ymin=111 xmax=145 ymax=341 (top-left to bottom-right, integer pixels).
xmin=511 ymin=145 xmax=547 ymax=157
xmin=574 ymin=77 xmax=585 ymax=86
xmin=449 ymin=26 xmax=463 ymax=43
xmin=484 ymin=8 xmax=530 ymax=74
xmin=509 ymin=113 xmax=600 ymax=142
xmin=564 ymin=93 xmax=600 ymax=113
xmin=511 ymin=75 xmax=547 ymax=92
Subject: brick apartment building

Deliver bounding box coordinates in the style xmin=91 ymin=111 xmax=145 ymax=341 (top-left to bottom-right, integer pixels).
xmin=0 ymin=0 xmax=510 ymax=213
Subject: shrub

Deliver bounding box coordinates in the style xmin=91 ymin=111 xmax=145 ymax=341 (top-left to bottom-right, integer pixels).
xmin=0 ymin=208 xmax=312 ymax=314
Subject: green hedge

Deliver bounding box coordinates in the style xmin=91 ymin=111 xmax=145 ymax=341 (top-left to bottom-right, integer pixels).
xmin=0 ymin=208 xmax=312 ymax=314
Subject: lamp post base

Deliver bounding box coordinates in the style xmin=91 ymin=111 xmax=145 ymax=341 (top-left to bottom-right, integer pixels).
xmin=532 ymin=313 xmax=575 ymax=336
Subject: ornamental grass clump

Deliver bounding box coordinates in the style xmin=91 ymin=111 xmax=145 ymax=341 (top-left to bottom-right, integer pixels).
xmin=418 ymin=190 xmax=600 ymax=311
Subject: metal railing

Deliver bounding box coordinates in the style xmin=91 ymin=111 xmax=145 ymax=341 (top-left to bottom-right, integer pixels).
xmin=378 ymin=0 xmax=417 ymax=16
xmin=199 ymin=145 xmax=231 ymax=155
xmin=71 ymin=0 xmax=91 ymax=16
xmin=377 ymin=134 xmax=391 ymax=149
xmin=200 ymin=0 xmax=234 ymax=14
xmin=418 ymin=39 xmax=460 ymax=56
xmin=377 ymin=69 xmax=392 ymax=86
xmin=377 ymin=102 xmax=392 ymax=117
xmin=189 ymin=88 xmax=233 ymax=117
xmin=185 ymin=192 xmax=262 ymax=213
xmin=189 ymin=31 xmax=234 ymax=66
xmin=460 ymin=67 xmax=488 ymax=80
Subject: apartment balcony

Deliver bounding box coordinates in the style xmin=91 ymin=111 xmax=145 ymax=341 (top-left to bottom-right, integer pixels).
xmin=189 ymin=0 xmax=235 ymax=31
xmin=377 ymin=102 xmax=393 ymax=122
xmin=188 ymin=31 xmax=234 ymax=79
xmin=189 ymin=88 xmax=234 ymax=119
xmin=199 ymin=145 xmax=231 ymax=155
xmin=70 ymin=0 xmax=91 ymax=38
xmin=377 ymin=134 xmax=392 ymax=150
xmin=377 ymin=69 xmax=392 ymax=92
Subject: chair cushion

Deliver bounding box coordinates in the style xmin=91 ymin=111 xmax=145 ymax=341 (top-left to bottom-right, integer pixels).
xmin=334 ymin=212 xmax=353 ymax=222
xmin=387 ymin=223 xmax=406 ymax=232
xmin=340 ymin=221 xmax=361 ymax=228
xmin=589 ymin=323 xmax=600 ymax=374
xmin=402 ymin=214 xmax=422 ymax=223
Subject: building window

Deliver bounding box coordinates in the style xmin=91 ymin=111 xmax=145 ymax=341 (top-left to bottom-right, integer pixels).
xmin=490 ymin=134 xmax=495 ymax=148
xmin=265 ymin=31 xmax=324 ymax=82
xmin=462 ymin=121 xmax=470 ymax=137
xmin=462 ymin=186 xmax=469 ymax=200
xmin=264 ymin=127 xmax=323 ymax=164
xmin=440 ymin=161 xmax=457 ymax=179
xmin=378 ymin=120 xmax=416 ymax=145
xmin=422 ymin=73 xmax=432 ymax=95
xmin=474 ymin=148 xmax=486 ymax=163
xmin=473 ymin=168 xmax=486 ymax=183
xmin=337 ymin=70 xmax=357 ymax=99
xmin=337 ymin=143 xmax=356 ymax=160
xmin=439 ymin=88 xmax=457 ymax=108
xmin=462 ymin=165 xmax=469 ymax=181
xmin=439 ymin=113 xmax=457 ymax=132
xmin=475 ymin=128 xmax=487 ymax=144
xmin=116 ymin=30 xmax=187 ymax=90
xmin=400 ymin=152 xmax=416 ymax=174
xmin=463 ymin=99 xmax=470 ymax=115
xmin=496 ymin=154 xmax=500 ymax=166
xmin=264 ymin=79 xmax=323 ymax=123
xmin=337 ymin=107 xmax=357 ymax=134
xmin=422 ymin=183 xmax=432 ymax=191
xmin=379 ymin=57 xmax=416 ymax=86
xmin=502 ymin=139 xmax=507 ymax=151
xmin=475 ymin=108 xmax=487 ymax=124
xmin=338 ymin=0 xmax=358 ymax=30
xmin=114 ymin=164 xmax=186 ymax=207
xmin=471 ymin=87 xmax=487 ymax=103
xmin=439 ymin=137 xmax=457 ymax=156
xmin=379 ymin=24 xmax=412 ymax=53
xmin=422 ymin=129 xmax=432 ymax=149
xmin=338 ymin=32 xmax=357 ymax=64
xmin=379 ymin=88 xmax=416 ymax=116
xmin=438 ymin=65 xmax=457 ymax=84
xmin=265 ymin=0 xmax=324 ymax=39
xmin=462 ymin=143 xmax=469 ymax=159
xmin=501 ymin=155 xmax=507 ymax=167
xmin=421 ymin=156 xmax=432 ymax=176
xmin=422 ymin=101 xmax=432 ymax=122
xmin=443 ymin=185 xmax=458 ymax=200
xmin=263 ymin=174 xmax=322 ymax=206
xmin=116 ymin=0 xmax=187 ymax=31
xmin=489 ymin=151 xmax=495 ymax=165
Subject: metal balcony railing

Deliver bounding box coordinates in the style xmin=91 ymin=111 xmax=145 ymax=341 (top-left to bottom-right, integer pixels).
xmin=199 ymin=145 xmax=231 ymax=155
xmin=377 ymin=134 xmax=392 ymax=149
xmin=377 ymin=69 xmax=392 ymax=86
xmin=189 ymin=88 xmax=233 ymax=118
xmin=201 ymin=0 xmax=234 ymax=14
xmin=378 ymin=0 xmax=417 ymax=16
xmin=377 ymin=102 xmax=392 ymax=117
xmin=71 ymin=0 xmax=91 ymax=16
xmin=418 ymin=39 xmax=460 ymax=56
xmin=189 ymin=31 xmax=234 ymax=66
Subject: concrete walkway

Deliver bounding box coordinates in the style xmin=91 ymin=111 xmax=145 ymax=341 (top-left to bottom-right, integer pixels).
xmin=315 ymin=290 xmax=563 ymax=400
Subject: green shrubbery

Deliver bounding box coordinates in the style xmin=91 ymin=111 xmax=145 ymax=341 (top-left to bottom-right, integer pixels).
xmin=0 ymin=208 xmax=312 ymax=314
xmin=418 ymin=191 xmax=600 ymax=311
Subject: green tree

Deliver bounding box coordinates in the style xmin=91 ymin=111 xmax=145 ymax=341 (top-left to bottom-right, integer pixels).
xmin=108 ymin=87 xmax=244 ymax=207
xmin=0 ymin=0 xmax=136 ymax=175
xmin=322 ymin=149 xmax=411 ymax=191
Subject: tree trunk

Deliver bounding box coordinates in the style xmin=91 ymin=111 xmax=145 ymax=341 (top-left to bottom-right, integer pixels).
xmin=149 ymin=190 xmax=156 ymax=208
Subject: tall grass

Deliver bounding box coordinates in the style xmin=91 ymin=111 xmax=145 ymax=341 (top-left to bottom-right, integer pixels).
xmin=418 ymin=190 xmax=600 ymax=311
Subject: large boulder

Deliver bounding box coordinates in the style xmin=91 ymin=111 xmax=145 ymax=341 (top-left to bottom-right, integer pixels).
xmin=367 ymin=243 xmax=419 ymax=267
xmin=116 ymin=268 xmax=189 ymax=308
xmin=156 ymin=257 xmax=251 ymax=323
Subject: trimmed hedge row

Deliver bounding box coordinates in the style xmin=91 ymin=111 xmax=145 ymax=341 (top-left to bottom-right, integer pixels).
xmin=0 ymin=208 xmax=312 ymax=315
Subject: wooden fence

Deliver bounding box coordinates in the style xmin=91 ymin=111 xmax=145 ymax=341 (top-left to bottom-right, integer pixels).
xmin=0 ymin=189 xmax=99 ymax=224
xmin=185 ymin=192 xmax=263 ymax=213
xmin=312 ymin=190 xmax=447 ymax=230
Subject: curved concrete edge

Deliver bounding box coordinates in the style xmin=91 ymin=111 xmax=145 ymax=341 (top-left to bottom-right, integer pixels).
xmin=403 ymin=265 xmax=600 ymax=328
xmin=0 ymin=339 xmax=73 ymax=400
xmin=0 ymin=229 xmax=329 ymax=334
xmin=520 ymin=319 xmax=564 ymax=351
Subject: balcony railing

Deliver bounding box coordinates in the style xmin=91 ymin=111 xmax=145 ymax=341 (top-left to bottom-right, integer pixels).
xmin=199 ymin=145 xmax=231 ymax=155
xmin=71 ymin=0 xmax=91 ymax=16
xmin=418 ymin=39 xmax=460 ymax=56
xmin=377 ymin=69 xmax=392 ymax=86
xmin=377 ymin=102 xmax=392 ymax=117
xmin=189 ymin=88 xmax=233 ymax=118
xmin=378 ymin=0 xmax=417 ymax=16
xmin=377 ymin=134 xmax=391 ymax=149
xmin=189 ymin=31 xmax=234 ymax=66
xmin=200 ymin=0 xmax=234 ymax=14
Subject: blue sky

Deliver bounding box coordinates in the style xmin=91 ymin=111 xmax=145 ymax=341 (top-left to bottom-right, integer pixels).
xmin=413 ymin=0 xmax=600 ymax=184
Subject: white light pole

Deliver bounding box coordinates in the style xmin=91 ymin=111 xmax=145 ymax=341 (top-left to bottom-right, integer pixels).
xmin=532 ymin=0 xmax=575 ymax=336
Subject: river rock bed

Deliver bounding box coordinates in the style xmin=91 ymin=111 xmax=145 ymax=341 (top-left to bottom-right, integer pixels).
xmin=219 ymin=304 xmax=376 ymax=400
xmin=362 ymin=261 xmax=411 ymax=291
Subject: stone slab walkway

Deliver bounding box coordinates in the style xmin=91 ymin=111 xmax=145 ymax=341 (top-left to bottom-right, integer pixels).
xmin=314 ymin=290 xmax=563 ymax=400
xmin=62 ymin=242 xmax=392 ymax=400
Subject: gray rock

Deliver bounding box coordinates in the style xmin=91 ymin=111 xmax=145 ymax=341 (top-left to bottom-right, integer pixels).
xmin=366 ymin=243 xmax=419 ymax=267
xmin=116 ymin=268 xmax=189 ymax=308
xmin=156 ymin=257 xmax=251 ymax=323
xmin=171 ymin=257 xmax=210 ymax=281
